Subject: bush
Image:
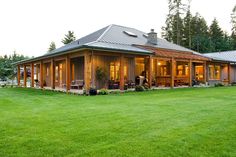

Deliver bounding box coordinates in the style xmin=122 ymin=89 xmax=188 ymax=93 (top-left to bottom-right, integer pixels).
xmin=135 ymin=85 xmax=145 ymax=92
xmin=143 ymin=83 xmax=150 ymax=90
xmin=98 ymin=88 xmax=109 ymax=95
xmin=89 ymin=88 xmax=97 ymax=95
xmin=215 ymin=83 xmax=224 ymax=87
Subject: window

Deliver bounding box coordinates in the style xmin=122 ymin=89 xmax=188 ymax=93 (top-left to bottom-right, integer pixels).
xmin=55 ymin=66 xmax=59 ymax=82
xmin=176 ymin=62 xmax=189 ymax=76
xmin=110 ymin=62 xmax=120 ymax=81
xmin=209 ymin=64 xmax=221 ymax=80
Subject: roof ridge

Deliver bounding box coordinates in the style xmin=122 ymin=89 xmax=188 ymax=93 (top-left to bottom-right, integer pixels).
xmin=96 ymin=24 xmax=113 ymax=41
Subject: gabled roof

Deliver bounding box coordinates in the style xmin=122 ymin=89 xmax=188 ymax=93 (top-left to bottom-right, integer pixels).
xmin=204 ymin=50 xmax=236 ymax=63
xmin=15 ymin=24 xmax=208 ymax=65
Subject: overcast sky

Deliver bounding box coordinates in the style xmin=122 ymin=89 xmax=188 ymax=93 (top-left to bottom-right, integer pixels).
xmin=0 ymin=0 xmax=235 ymax=57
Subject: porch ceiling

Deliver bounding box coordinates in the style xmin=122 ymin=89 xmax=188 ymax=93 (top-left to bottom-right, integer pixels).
xmin=135 ymin=45 xmax=211 ymax=61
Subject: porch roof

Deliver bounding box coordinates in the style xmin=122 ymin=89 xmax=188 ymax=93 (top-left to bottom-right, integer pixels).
xmin=135 ymin=45 xmax=211 ymax=61
xmin=204 ymin=50 xmax=236 ymax=63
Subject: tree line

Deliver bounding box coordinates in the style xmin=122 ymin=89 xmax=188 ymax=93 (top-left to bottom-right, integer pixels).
xmin=162 ymin=0 xmax=236 ymax=53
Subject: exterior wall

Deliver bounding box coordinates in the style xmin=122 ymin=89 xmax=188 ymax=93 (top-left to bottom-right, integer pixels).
xmin=230 ymin=65 xmax=236 ymax=83
xmin=71 ymin=57 xmax=84 ymax=81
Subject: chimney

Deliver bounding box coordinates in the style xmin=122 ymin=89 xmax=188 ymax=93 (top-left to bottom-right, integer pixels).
xmin=147 ymin=29 xmax=157 ymax=45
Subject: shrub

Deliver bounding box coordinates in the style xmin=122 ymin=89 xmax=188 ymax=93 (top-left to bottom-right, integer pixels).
xmin=143 ymin=83 xmax=150 ymax=90
xmin=98 ymin=88 xmax=109 ymax=95
xmin=135 ymin=85 xmax=145 ymax=92
xmin=89 ymin=88 xmax=97 ymax=95
xmin=215 ymin=83 xmax=224 ymax=87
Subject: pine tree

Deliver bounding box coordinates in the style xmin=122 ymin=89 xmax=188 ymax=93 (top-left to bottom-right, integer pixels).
xmin=209 ymin=18 xmax=224 ymax=52
xmin=183 ymin=10 xmax=192 ymax=49
xmin=61 ymin=31 xmax=76 ymax=45
xmin=231 ymin=5 xmax=236 ymax=49
xmin=48 ymin=41 xmax=56 ymax=52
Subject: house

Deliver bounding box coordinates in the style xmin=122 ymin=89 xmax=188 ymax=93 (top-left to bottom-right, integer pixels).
xmin=14 ymin=24 xmax=235 ymax=92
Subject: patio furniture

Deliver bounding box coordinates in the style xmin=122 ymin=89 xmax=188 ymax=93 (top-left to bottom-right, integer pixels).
xmin=127 ymin=80 xmax=135 ymax=88
xmin=71 ymin=80 xmax=84 ymax=89
xmin=108 ymin=80 xmax=119 ymax=89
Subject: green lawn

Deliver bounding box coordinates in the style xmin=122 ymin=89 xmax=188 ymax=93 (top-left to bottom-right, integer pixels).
xmin=0 ymin=87 xmax=236 ymax=157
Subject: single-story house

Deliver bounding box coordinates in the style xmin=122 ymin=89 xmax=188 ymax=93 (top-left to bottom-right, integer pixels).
xmin=14 ymin=24 xmax=236 ymax=92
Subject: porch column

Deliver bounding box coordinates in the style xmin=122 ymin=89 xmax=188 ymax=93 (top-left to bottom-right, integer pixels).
xmin=23 ymin=65 xmax=27 ymax=87
xmin=189 ymin=60 xmax=192 ymax=87
xmin=171 ymin=57 xmax=175 ymax=88
xmin=84 ymin=52 xmax=91 ymax=94
xmin=228 ymin=63 xmax=231 ymax=84
xmin=91 ymin=51 xmax=95 ymax=88
xmin=36 ymin=65 xmax=38 ymax=80
xmin=31 ymin=63 xmax=34 ymax=87
xmin=148 ymin=56 xmax=152 ymax=88
xmin=203 ymin=61 xmax=207 ymax=83
xmin=51 ymin=59 xmax=55 ymax=89
xmin=40 ymin=61 xmax=44 ymax=88
xmin=120 ymin=54 xmax=125 ymax=91
xmin=66 ymin=55 xmax=71 ymax=92
xmin=17 ymin=65 xmax=21 ymax=86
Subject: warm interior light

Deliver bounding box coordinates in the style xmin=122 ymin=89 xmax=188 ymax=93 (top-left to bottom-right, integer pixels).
xmin=158 ymin=62 xmax=161 ymax=65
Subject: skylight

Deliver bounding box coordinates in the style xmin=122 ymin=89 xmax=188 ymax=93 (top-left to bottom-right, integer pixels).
xmin=123 ymin=31 xmax=138 ymax=37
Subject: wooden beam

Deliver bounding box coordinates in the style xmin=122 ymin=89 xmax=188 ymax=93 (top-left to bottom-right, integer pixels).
xmin=17 ymin=65 xmax=21 ymax=86
xmin=203 ymin=61 xmax=207 ymax=83
xmin=189 ymin=60 xmax=192 ymax=87
xmin=66 ymin=55 xmax=71 ymax=92
xmin=40 ymin=61 xmax=44 ymax=88
xmin=171 ymin=58 xmax=175 ymax=88
xmin=84 ymin=52 xmax=91 ymax=94
xmin=120 ymin=54 xmax=125 ymax=90
xmin=31 ymin=63 xmax=34 ymax=87
xmin=91 ymin=51 xmax=95 ymax=88
xmin=228 ymin=64 xmax=231 ymax=84
xmin=36 ymin=65 xmax=38 ymax=80
xmin=148 ymin=56 xmax=152 ymax=88
xmin=51 ymin=59 xmax=55 ymax=89
xmin=23 ymin=65 xmax=27 ymax=87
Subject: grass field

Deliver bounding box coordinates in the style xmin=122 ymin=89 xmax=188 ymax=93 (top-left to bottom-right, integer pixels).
xmin=0 ymin=87 xmax=236 ymax=157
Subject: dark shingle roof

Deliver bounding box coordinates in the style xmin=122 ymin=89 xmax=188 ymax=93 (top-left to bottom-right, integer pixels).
xmin=15 ymin=24 xmax=209 ymax=64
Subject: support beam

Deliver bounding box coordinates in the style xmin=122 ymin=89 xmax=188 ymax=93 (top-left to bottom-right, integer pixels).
xmin=51 ymin=59 xmax=55 ymax=89
xmin=40 ymin=61 xmax=44 ymax=88
xmin=66 ymin=55 xmax=71 ymax=92
xmin=36 ymin=65 xmax=38 ymax=80
xmin=23 ymin=65 xmax=27 ymax=87
xmin=203 ymin=61 xmax=207 ymax=84
xmin=148 ymin=56 xmax=152 ymax=88
xmin=31 ymin=63 xmax=34 ymax=87
xmin=171 ymin=58 xmax=175 ymax=88
xmin=228 ymin=63 xmax=231 ymax=84
xmin=91 ymin=50 xmax=95 ymax=88
xmin=17 ymin=65 xmax=21 ymax=86
xmin=84 ymin=52 xmax=91 ymax=94
xmin=120 ymin=54 xmax=125 ymax=91
xmin=189 ymin=60 xmax=192 ymax=87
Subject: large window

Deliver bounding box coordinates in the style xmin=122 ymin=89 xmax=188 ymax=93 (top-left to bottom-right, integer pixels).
xmin=176 ymin=62 xmax=189 ymax=76
xmin=110 ymin=62 xmax=120 ymax=81
xmin=209 ymin=64 xmax=220 ymax=80
xmin=157 ymin=60 xmax=171 ymax=76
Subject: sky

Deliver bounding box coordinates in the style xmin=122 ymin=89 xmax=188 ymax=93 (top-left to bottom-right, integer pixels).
xmin=0 ymin=0 xmax=235 ymax=57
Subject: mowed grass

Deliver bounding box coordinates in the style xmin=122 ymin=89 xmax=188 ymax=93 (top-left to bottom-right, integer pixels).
xmin=0 ymin=87 xmax=236 ymax=157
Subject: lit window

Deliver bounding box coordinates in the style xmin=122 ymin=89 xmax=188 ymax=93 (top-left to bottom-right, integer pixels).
xmin=209 ymin=64 xmax=221 ymax=80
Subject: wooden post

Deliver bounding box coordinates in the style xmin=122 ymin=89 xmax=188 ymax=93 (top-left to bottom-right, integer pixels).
xmin=84 ymin=52 xmax=91 ymax=94
xmin=171 ymin=58 xmax=175 ymax=88
xmin=51 ymin=59 xmax=55 ymax=89
xmin=189 ymin=60 xmax=192 ymax=87
xmin=23 ymin=65 xmax=27 ymax=87
xmin=91 ymin=50 xmax=95 ymax=88
xmin=17 ymin=65 xmax=21 ymax=86
xmin=31 ymin=63 xmax=34 ymax=87
xmin=228 ymin=63 xmax=231 ymax=84
xmin=36 ymin=65 xmax=38 ymax=80
xmin=120 ymin=54 xmax=125 ymax=91
xmin=66 ymin=55 xmax=71 ymax=92
xmin=148 ymin=56 xmax=152 ymax=88
xmin=203 ymin=61 xmax=207 ymax=84
xmin=40 ymin=61 xmax=44 ymax=88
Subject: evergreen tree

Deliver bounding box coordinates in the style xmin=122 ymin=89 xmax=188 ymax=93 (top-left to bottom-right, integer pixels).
xmin=61 ymin=31 xmax=76 ymax=45
xmin=209 ymin=18 xmax=224 ymax=52
xmin=48 ymin=41 xmax=56 ymax=52
xmin=183 ymin=10 xmax=192 ymax=49
xmin=231 ymin=5 xmax=236 ymax=49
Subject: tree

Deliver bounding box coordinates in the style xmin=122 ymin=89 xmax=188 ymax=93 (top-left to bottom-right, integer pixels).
xmin=183 ymin=10 xmax=192 ymax=49
xmin=209 ymin=18 xmax=225 ymax=52
xmin=48 ymin=41 xmax=56 ymax=52
xmin=231 ymin=5 xmax=236 ymax=49
xmin=61 ymin=31 xmax=76 ymax=45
